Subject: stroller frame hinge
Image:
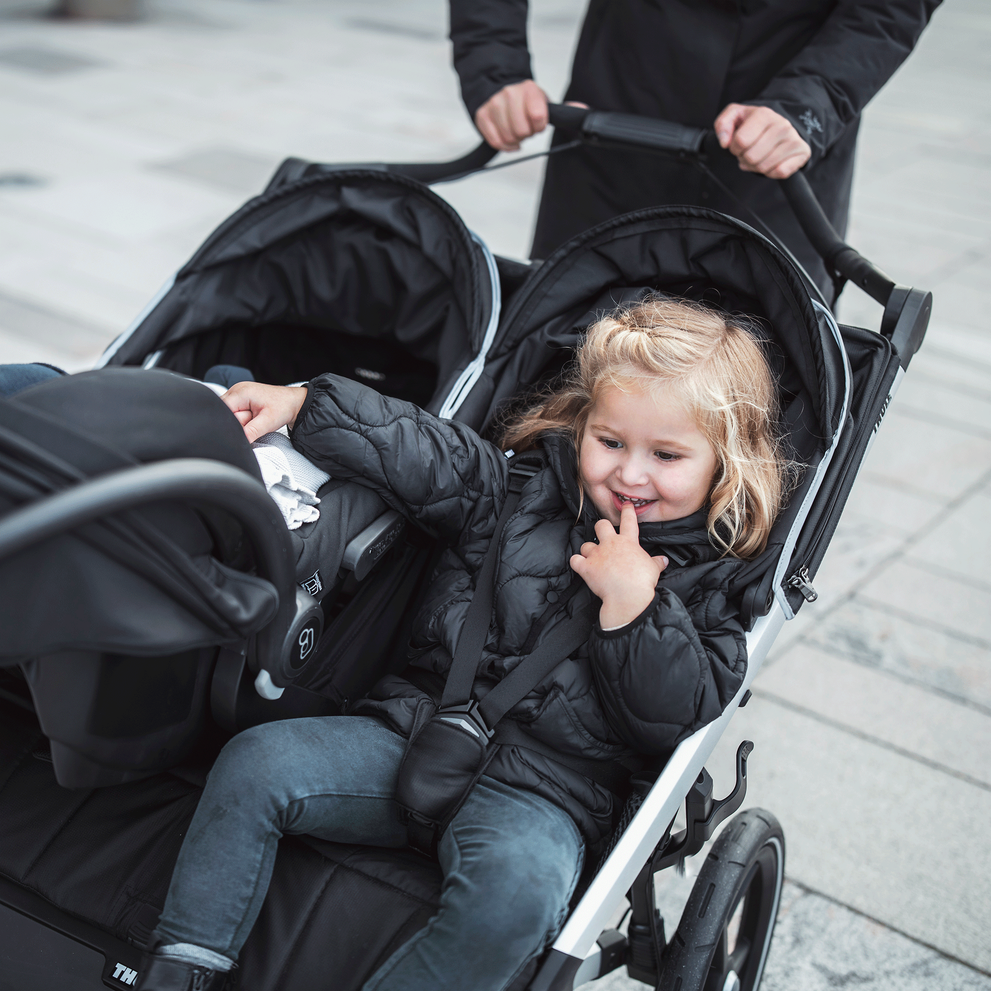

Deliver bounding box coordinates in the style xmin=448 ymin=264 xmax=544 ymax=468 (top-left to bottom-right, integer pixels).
xmin=625 ymin=860 xmax=665 ymax=986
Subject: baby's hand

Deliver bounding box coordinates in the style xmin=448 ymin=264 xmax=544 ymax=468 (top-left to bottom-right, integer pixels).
xmin=570 ymin=503 xmax=668 ymax=629
xmin=222 ymin=381 xmax=308 ymax=443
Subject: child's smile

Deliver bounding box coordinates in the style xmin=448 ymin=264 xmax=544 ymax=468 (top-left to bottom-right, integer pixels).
xmin=579 ymin=381 xmax=718 ymax=525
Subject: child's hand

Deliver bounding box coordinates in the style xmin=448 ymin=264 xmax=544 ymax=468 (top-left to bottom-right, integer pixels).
xmin=221 ymin=381 xmax=308 ymax=443
xmin=570 ymin=502 xmax=669 ymax=629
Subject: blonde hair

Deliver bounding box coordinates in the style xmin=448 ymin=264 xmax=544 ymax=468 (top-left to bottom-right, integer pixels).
xmin=500 ymin=296 xmax=795 ymax=559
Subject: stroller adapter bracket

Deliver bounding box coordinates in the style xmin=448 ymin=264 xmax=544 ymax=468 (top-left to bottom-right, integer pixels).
xmin=654 ymin=740 xmax=754 ymax=873
xmin=882 ymin=285 xmax=932 ymax=370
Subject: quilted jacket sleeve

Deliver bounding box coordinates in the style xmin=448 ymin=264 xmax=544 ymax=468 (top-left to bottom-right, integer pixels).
xmin=290 ymin=373 xmax=508 ymax=543
xmin=589 ymin=573 xmax=747 ymax=754
xmin=753 ymin=0 xmax=941 ymax=167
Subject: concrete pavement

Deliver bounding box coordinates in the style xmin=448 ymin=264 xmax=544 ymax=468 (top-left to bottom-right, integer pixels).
xmin=0 ymin=0 xmax=988 ymax=987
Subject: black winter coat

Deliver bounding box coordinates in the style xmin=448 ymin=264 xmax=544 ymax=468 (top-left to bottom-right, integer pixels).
xmin=450 ymin=0 xmax=940 ymax=298
xmin=291 ymin=374 xmax=748 ymax=848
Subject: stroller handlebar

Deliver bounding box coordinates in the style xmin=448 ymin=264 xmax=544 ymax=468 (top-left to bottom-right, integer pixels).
xmin=317 ymin=103 xmax=927 ymax=365
xmin=545 ymin=104 xmax=900 ymax=300
xmin=547 ymin=103 xmax=708 ymax=157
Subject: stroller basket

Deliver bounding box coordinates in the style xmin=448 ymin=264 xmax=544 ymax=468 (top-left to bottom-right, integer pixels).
xmin=0 ymin=104 xmax=930 ymax=991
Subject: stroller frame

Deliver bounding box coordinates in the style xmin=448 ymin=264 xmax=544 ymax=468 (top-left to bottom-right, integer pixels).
xmin=0 ymin=104 xmax=930 ymax=991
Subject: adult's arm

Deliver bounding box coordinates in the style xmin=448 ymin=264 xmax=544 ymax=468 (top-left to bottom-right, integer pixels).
xmin=290 ymin=373 xmax=508 ymax=542
xmin=590 ymin=577 xmax=747 ymax=755
xmin=450 ymin=0 xmax=533 ymax=119
xmin=752 ymin=0 xmax=942 ymax=167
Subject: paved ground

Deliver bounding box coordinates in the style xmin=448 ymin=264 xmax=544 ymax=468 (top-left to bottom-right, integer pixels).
xmin=0 ymin=0 xmax=988 ymax=987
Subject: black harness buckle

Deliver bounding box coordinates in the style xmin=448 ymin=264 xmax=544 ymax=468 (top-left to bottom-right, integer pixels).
xmin=436 ymin=700 xmax=494 ymax=741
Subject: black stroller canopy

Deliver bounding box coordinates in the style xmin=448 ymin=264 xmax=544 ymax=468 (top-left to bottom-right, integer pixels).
xmin=105 ymin=171 xmax=498 ymax=414
xmin=463 ymin=206 xmax=843 ymax=451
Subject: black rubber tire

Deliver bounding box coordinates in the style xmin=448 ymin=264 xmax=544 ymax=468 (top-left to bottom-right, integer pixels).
xmin=657 ymin=808 xmax=785 ymax=991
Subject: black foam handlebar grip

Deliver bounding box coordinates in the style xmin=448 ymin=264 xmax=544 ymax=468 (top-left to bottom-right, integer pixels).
xmin=548 ymin=103 xmax=707 ymax=156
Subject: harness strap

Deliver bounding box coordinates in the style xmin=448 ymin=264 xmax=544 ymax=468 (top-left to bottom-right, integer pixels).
xmin=476 ymin=603 xmax=592 ymax=729
xmin=439 ymin=458 xmax=539 ymax=709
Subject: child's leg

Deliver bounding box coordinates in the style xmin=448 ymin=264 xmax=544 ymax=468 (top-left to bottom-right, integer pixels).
xmin=362 ymin=776 xmax=585 ymax=991
xmin=0 ymin=363 xmax=65 ymax=396
xmin=154 ymin=716 xmax=408 ymax=963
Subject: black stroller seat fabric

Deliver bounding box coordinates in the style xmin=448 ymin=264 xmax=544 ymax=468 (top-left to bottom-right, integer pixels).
xmin=0 ymin=702 xmax=442 ymax=991
xmin=105 ymin=170 xmax=499 ymax=416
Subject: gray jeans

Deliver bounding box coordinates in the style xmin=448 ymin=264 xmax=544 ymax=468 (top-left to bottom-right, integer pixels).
xmin=155 ymin=716 xmax=585 ymax=991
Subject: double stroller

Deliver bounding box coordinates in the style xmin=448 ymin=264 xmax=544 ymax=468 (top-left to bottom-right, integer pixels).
xmin=0 ymin=106 xmax=931 ymax=991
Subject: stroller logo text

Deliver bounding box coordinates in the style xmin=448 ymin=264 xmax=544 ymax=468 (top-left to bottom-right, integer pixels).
xmin=298 ymin=626 xmax=316 ymax=661
xmin=112 ymin=962 xmax=138 ymax=986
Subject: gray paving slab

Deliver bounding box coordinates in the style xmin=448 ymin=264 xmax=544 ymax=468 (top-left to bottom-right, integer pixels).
xmin=907 ymin=491 xmax=991 ymax=586
xmin=804 ymin=599 xmax=991 ymax=711
xmin=925 ymin=273 xmax=991 ymax=335
xmin=840 ymin=475 xmax=943 ymax=535
xmin=704 ymin=701 xmax=991 ymax=973
xmin=894 ymin=375 xmax=991 ymax=440
xmin=0 ymin=44 xmax=106 ymax=75
xmin=764 ymin=513 xmax=908 ymax=663
xmin=149 ymin=146 xmax=282 ymax=194
xmin=859 ymin=557 xmax=991 ymax=644
xmin=857 ymin=409 xmax=991 ymax=502
xmin=911 ymin=357 xmax=991 ymax=403
xmin=755 ymin=643 xmax=991 ymax=786
xmin=0 ymin=286 xmax=108 ymax=357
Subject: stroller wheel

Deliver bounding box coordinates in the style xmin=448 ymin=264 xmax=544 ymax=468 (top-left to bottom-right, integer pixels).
xmin=657 ymin=809 xmax=784 ymax=991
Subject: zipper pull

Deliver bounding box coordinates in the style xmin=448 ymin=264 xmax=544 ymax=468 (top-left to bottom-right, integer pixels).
xmin=787 ymin=567 xmax=818 ymax=602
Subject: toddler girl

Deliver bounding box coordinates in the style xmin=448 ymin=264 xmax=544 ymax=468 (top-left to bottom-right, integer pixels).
xmin=137 ymin=296 xmax=791 ymax=991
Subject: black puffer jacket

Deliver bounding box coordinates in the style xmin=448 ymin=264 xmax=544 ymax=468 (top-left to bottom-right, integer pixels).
xmin=292 ymin=374 xmax=748 ymax=847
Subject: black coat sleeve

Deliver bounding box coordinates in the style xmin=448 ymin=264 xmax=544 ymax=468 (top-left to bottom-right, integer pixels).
xmin=290 ymin=373 xmax=508 ymax=543
xmin=753 ymin=0 xmax=941 ymax=166
xmin=589 ymin=576 xmax=747 ymax=754
xmin=449 ymin=0 xmax=534 ymax=117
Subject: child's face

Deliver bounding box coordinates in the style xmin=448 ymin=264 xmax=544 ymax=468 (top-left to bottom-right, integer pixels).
xmin=579 ymin=381 xmax=718 ymax=526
